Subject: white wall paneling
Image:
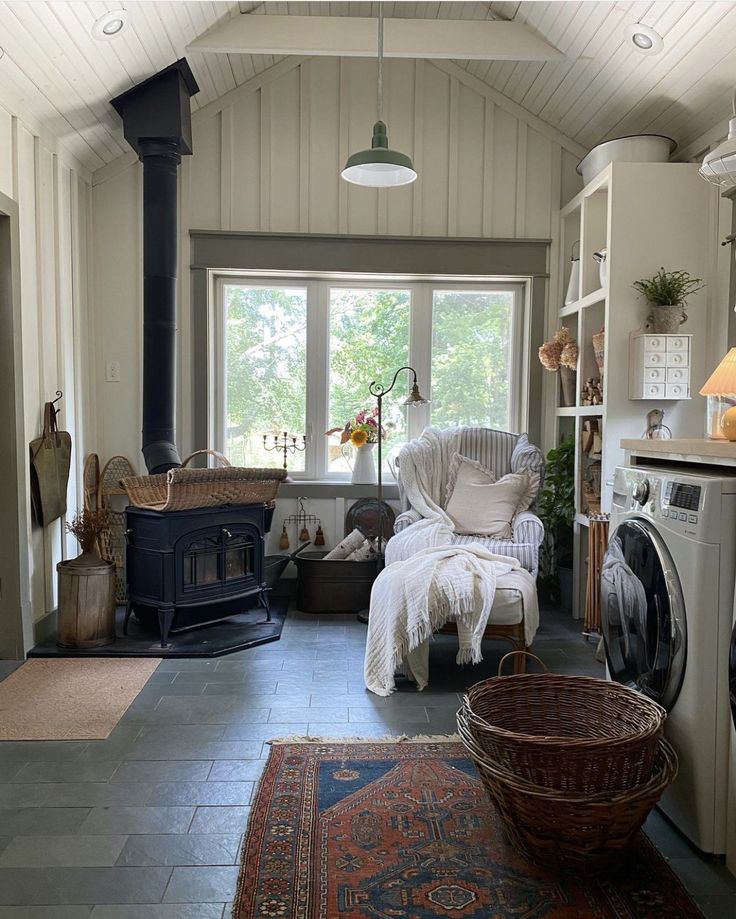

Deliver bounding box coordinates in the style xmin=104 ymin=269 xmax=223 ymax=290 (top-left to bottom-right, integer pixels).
xmin=0 ymin=102 xmax=92 ymax=648
xmin=91 ymin=56 xmax=579 ymax=471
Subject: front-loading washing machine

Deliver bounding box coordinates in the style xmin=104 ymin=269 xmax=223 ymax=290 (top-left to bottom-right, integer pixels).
xmin=727 ymin=601 xmax=736 ymax=874
xmin=602 ymin=465 xmax=736 ymax=854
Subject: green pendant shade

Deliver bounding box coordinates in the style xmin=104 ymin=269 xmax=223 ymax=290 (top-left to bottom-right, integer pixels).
xmin=341 ymin=121 xmax=417 ymax=188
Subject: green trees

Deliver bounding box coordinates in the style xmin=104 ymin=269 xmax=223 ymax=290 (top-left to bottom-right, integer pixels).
xmin=222 ymin=283 xmax=516 ymax=471
xmin=224 ymin=285 xmax=307 ymax=468
xmin=329 ymin=288 xmax=410 ymax=469
xmin=431 ymin=290 xmax=513 ymax=429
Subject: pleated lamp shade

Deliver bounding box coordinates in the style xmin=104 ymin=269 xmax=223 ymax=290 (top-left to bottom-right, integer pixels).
xmin=700 ymin=349 xmax=736 ymax=395
xmin=700 ymin=349 xmax=736 ymax=441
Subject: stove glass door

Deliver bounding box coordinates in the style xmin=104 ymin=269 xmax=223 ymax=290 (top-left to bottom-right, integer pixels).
xmin=601 ymin=518 xmax=687 ymax=711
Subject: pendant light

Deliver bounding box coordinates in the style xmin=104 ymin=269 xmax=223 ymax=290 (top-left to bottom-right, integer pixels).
xmin=700 ymin=91 xmax=736 ymax=189
xmin=341 ymin=6 xmax=417 ymax=188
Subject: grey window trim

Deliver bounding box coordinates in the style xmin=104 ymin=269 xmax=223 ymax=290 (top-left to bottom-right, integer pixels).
xmin=190 ymin=231 xmax=550 ymax=456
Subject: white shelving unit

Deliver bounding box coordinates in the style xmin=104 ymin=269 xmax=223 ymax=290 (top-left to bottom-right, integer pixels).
xmin=554 ymin=162 xmax=717 ymax=619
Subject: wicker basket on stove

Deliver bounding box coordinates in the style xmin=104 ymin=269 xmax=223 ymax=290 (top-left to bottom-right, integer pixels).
xmin=462 ymin=652 xmax=666 ymax=794
xmin=457 ymin=706 xmax=677 ymax=872
xmin=121 ymin=450 xmax=286 ymax=512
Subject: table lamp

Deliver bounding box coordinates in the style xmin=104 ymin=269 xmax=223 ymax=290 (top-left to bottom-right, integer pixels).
xmin=700 ymin=348 xmax=736 ymax=440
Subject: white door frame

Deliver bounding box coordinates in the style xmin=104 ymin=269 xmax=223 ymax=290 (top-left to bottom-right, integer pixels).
xmin=0 ymin=191 xmax=33 ymax=658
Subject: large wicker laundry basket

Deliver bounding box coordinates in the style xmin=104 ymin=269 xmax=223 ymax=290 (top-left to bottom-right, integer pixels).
xmin=457 ymin=707 xmax=677 ymax=872
xmin=121 ymin=451 xmax=286 ymax=512
xmin=462 ymin=652 xmax=666 ymax=794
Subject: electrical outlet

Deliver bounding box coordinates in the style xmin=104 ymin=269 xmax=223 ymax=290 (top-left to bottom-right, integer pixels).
xmin=106 ymin=361 xmax=121 ymax=383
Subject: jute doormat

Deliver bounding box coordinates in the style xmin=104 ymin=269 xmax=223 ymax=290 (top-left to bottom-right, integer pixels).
xmin=234 ymin=738 xmax=704 ymax=919
xmin=0 ymin=658 xmax=159 ymax=740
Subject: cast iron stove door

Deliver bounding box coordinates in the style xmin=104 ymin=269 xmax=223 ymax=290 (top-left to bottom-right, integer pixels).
xmin=601 ymin=518 xmax=687 ymax=712
xmin=178 ymin=525 xmax=259 ymax=603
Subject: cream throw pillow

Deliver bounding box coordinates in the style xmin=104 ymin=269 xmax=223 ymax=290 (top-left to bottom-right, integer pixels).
xmin=444 ymin=453 xmax=534 ymax=539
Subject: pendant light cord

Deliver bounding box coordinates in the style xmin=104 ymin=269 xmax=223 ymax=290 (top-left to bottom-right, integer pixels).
xmin=377 ymin=4 xmax=384 ymax=123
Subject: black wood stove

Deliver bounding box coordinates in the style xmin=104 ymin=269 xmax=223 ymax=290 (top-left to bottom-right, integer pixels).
xmin=112 ymin=65 xmax=285 ymax=651
xmin=124 ymin=503 xmax=275 ymax=647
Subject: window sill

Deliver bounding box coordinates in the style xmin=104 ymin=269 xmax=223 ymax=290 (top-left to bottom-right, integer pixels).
xmin=278 ymin=480 xmax=400 ymax=500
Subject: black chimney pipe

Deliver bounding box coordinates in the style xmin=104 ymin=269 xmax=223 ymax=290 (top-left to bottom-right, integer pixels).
xmin=111 ymin=61 xmax=200 ymax=473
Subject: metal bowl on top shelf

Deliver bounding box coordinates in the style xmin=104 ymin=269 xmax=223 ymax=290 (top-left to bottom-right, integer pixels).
xmin=577 ymin=135 xmax=676 ymax=186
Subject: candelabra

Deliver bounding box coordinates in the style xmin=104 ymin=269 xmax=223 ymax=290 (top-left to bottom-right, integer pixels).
xmin=262 ymin=431 xmax=306 ymax=470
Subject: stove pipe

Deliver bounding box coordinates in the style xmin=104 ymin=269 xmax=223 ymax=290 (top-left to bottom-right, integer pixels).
xmin=111 ymin=60 xmax=200 ymax=474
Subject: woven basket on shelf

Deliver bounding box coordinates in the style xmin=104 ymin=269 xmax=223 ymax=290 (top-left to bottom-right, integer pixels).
xmin=462 ymin=652 xmax=666 ymax=794
xmin=457 ymin=708 xmax=677 ymax=872
xmin=592 ymin=328 xmax=605 ymax=373
xmin=121 ymin=450 xmax=287 ymax=512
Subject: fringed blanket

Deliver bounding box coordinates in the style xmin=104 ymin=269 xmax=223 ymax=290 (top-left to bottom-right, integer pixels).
xmin=364 ymin=428 xmax=539 ymax=696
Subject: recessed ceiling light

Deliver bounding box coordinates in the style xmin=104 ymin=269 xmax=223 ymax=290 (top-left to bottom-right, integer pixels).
xmin=92 ymin=9 xmax=129 ymax=41
xmin=626 ymin=23 xmax=664 ymax=55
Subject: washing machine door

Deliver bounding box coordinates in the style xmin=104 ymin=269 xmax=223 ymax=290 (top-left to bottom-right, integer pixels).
xmin=730 ymin=623 xmax=736 ymax=731
xmin=601 ymin=517 xmax=687 ymax=712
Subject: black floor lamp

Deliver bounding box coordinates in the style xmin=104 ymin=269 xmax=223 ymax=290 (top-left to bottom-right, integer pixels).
xmin=357 ymin=366 xmax=429 ymax=624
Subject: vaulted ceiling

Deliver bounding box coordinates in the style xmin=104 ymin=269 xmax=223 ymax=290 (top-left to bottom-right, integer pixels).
xmin=0 ymin=1 xmax=734 ymax=173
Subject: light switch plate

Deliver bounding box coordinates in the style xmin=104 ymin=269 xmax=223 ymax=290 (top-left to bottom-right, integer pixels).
xmin=106 ymin=360 xmax=121 ymax=383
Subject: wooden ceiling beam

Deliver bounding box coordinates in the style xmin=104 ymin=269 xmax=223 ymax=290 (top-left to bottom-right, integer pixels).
xmin=187 ymin=15 xmax=564 ymax=62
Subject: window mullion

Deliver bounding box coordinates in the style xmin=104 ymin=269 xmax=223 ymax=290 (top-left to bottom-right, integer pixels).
xmin=213 ymin=275 xmax=226 ymax=455
xmin=409 ymin=282 xmax=432 ymax=440
xmin=306 ymin=280 xmax=329 ymax=478
xmin=511 ymin=282 xmax=528 ymax=433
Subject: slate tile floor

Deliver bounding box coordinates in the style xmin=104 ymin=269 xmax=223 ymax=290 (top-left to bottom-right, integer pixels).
xmin=0 ymin=607 xmax=735 ymax=917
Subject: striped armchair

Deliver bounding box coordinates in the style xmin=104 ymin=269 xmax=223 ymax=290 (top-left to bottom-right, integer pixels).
xmin=394 ymin=427 xmax=545 ymax=577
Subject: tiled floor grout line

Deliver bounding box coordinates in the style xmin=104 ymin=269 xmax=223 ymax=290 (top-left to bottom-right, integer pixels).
xmin=0 ymin=609 xmax=734 ymax=916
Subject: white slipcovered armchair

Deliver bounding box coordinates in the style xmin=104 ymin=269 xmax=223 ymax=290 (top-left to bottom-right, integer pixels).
xmin=394 ymin=426 xmax=545 ymax=577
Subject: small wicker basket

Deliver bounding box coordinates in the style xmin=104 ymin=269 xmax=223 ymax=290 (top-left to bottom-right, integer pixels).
xmin=458 ymin=707 xmax=677 ymax=872
xmin=462 ymin=652 xmax=666 ymax=794
xmin=121 ymin=450 xmax=287 ymax=512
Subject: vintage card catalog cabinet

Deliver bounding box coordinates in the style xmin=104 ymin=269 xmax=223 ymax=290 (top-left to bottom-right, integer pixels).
xmin=629 ymin=333 xmax=691 ymax=400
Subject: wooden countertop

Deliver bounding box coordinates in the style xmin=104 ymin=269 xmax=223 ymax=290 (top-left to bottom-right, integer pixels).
xmin=621 ymin=438 xmax=736 ymax=467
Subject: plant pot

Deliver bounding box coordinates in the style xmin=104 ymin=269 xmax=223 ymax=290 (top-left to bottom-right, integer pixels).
xmin=352 ymin=443 xmax=377 ymax=485
xmin=647 ymin=303 xmax=687 ymax=333
xmin=57 ymin=558 xmax=116 ymax=648
xmin=559 ymin=367 xmax=577 ymax=407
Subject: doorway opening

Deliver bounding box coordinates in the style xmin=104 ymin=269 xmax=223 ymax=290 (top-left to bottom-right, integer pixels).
xmin=0 ymin=202 xmax=29 ymax=659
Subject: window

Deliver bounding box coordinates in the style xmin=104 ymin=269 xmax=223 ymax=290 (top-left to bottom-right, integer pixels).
xmin=431 ymin=289 xmax=518 ymax=429
xmin=215 ymin=276 xmax=526 ymax=478
xmin=221 ymin=284 xmax=307 ymax=470
xmin=329 ymin=287 xmax=411 ymax=474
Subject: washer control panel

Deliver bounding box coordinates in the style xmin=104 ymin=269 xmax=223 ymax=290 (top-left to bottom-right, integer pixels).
xmin=612 ymin=466 xmax=727 ymax=543
xmin=664 ymin=480 xmax=702 ymax=512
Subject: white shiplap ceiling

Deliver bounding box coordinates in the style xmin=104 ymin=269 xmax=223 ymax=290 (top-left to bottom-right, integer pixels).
xmin=0 ymin=1 xmax=735 ymax=173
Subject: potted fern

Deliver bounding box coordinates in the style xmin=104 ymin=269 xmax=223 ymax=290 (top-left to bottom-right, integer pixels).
xmin=633 ymin=267 xmax=704 ymax=333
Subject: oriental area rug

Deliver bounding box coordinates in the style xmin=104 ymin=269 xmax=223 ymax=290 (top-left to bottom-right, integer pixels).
xmin=234 ymin=738 xmax=703 ymax=919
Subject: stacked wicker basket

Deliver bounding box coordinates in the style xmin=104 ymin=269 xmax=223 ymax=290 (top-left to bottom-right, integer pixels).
xmin=457 ymin=651 xmax=677 ymax=871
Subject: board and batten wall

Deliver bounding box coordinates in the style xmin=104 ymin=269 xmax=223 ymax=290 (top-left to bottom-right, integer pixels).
xmin=0 ymin=101 xmax=94 ymax=652
xmin=91 ymin=56 xmax=584 ymax=484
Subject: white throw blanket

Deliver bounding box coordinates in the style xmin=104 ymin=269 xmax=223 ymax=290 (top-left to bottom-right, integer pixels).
xmin=364 ymin=428 xmax=539 ymax=696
